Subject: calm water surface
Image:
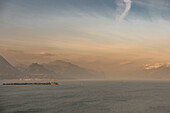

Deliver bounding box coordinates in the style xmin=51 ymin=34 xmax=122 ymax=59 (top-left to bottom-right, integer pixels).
xmin=1 ymin=80 xmax=170 ymax=113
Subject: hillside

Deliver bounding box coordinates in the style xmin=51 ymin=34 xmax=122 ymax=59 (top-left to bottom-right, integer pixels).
xmin=0 ymin=56 xmax=20 ymax=79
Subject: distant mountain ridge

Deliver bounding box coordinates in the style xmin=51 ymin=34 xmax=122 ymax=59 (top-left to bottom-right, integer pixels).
xmin=25 ymin=60 xmax=102 ymax=79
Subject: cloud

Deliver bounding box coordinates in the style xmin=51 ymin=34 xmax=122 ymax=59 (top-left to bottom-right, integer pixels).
xmin=144 ymin=63 xmax=170 ymax=70
xmin=119 ymin=0 xmax=132 ymax=21
xmin=39 ymin=52 xmax=55 ymax=56
xmin=144 ymin=64 xmax=162 ymax=70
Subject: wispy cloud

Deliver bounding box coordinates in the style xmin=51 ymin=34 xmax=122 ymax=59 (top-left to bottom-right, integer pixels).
xmin=144 ymin=63 xmax=163 ymax=70
xmin=39 ymin=52 xmax=55 ymax=56
xmin=119 ymin=0 xmax=132 ymax=21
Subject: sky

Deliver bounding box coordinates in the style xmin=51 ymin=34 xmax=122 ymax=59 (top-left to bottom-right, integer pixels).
xmin=0 ymin=0 xmax=170 ymax=79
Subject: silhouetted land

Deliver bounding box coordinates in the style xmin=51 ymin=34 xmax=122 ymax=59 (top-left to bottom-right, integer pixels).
xmin=3 ymin=82 xmax=59 ymax=85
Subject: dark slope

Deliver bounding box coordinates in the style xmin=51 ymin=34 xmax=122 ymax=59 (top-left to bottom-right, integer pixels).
xmin=0 ymin=56 xmax=20 ymax=79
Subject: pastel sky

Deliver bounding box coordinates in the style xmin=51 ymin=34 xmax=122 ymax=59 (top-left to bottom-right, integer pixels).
xmin=1 ymin=0 xmax=170 ymax=78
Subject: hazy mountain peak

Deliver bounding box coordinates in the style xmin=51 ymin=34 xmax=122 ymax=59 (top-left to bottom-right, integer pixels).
xmin=0 ymin=55 xmax=20 ymax=79
xmin=27 ymin=63 xmax=49 ymax=73
xmin=26 ymin=62 xmax=56 ymax=78
xmin=0 ymin=55 xmax=11 ymax=65
xmin=49 ymin=60 xmax=70 ymax=64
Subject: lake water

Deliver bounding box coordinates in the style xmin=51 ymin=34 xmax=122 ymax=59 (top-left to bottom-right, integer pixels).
xmin=1 ymin=80 xmax=170 ymax=113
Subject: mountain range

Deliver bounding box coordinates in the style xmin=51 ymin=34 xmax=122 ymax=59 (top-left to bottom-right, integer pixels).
xmin=0 ymin=56 xmax=103 ymax=80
